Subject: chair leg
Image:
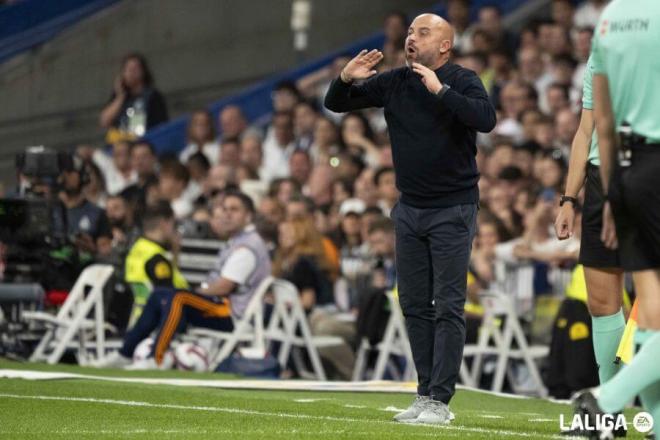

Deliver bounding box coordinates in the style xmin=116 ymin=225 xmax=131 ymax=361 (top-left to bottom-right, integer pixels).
xmin=352 ymin=339 xmax=369 ymax=381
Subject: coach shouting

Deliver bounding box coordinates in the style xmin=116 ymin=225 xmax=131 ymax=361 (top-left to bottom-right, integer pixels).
xmin=325 ymin=13 xmax=495 ymax=424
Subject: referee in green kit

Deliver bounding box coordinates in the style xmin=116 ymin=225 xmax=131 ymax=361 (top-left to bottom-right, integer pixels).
xmin=573 ymin=0 xmax=660 ymax=437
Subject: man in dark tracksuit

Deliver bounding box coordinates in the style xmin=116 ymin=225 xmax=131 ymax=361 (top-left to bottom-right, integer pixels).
xmin=325 ymin=13 xmax=495 ymax=424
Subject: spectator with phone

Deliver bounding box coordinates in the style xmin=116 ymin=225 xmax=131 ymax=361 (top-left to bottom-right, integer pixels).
xmin=99 ymin=53 xmax=169 ymax=143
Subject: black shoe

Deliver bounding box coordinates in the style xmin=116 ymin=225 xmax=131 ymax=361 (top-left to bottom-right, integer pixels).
xmin=568 ymin=389 xmax=615 ymax=440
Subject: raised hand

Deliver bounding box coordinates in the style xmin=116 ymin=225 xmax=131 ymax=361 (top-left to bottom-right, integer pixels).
xmin=341 ymin=49 xmax=384 ymax=82
xmin=411 ymin=62 xmax=442 ymax=94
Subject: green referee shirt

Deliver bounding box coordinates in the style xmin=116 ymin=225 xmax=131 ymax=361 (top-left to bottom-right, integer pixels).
xmin=590 ymin=0 xmax=660 ymax=143
xmin=581 ymin=56 xmax=600 ymax=165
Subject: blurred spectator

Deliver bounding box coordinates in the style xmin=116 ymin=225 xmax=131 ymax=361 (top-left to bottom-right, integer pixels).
xmin=100 ymin=53 xmax=168 ymax=143
xmin=546 ymin=83 xmax=570 ymax=116
xmin=240 ymin=132 xmax=265 ymax=179
xmin=105 ymin=194 xmax=136 ymax=251
xmin=554 ymin=108 xmax=578 ymax=152
xmin=381 ymin=11 xmax=407 ymax=70
xmin=293 ymin=100 xmax=319 ymax=151
xmin=574 ymin=0 xmax=608 ymax=28
xmin=59 ymin=157 xmax=113 ymax=257
xmin=340 ymin=112 xmax=379 ymax=168
xmin=183 ymin=152 xmax=210 ymax=203
xmin=289 ymin=150 xmax=313 ymax=188
xmin=335 ymin=198 xmax=369 ymax=282
xmin=271 ymin=80 xmax=302 ymax=112
xmin=518 ymin=47 xmax=552 ymax=112
xmin=373 ymin=166 xmax=398 ymax=216
xmin=262 ymin=111 xmax=295 ymax=182
xmin=477 ymin=5 xmax=518 ymax=54
xmin=92 ymin=141 xmax=137 ymax=196
xmin=121 ymin=141 xmax=158 ymax=214
xmin=179 ymin=110 xmax=220 ymax=165
xmin=310 ymin=116 xmax=341 ymax=165
xmin=218 ymin=105 xmax=247 ymax=141
xmin=158 ymin=160 xmax=192 ymax=219
xmin=218 ymin=138 xmax=241 ymax=168
xmin=447 ymin=0 xmax=472 ymax=53
xmin=551 ymin=0 xmax=575 ymax=32
xmin=273 ymin=218 xmax=334 ymax=313
xmin=83 ymin=161 xmax=108 ymax=208
xmin=201 ymin=164 xmax=236 ymax=205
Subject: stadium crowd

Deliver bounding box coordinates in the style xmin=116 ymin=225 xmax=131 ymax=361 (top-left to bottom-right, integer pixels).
xmin=6 ymin=0 xmax=611 ymax=389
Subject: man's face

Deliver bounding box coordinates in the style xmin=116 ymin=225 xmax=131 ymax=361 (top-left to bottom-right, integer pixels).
xmin=131 ymin=144 xmax=155 ymax=178
xmin=273 ymin=114 xmax=294 ymax=146
xmin=294 ymin=104 xmax=317 ymax=137
xmin=222 ymin=196 xmax=251 ymax=235
xmin=240 ymin=136 xmax=262 ymax=170
xmin=448 ymin=0 xmax=469 ymax=28
xmin=377 ymin=171 xmax=399 ymax=202
xmin=405 ymin=15 xmax=450 ymax=68
xmin=106 ymin=197 xmax=128 ymax=226
xmin=190 ymin=112 xmax=213 ymax=143
xmin=369 ymin=229 xmax=394 ymax=257
xmin=62 ymin=170 xmax=82 ymax=195
xmin=289 ymin=152 xmax=312 ymax=185
xmin=220 ymin=141 xmax=240 ymax=167
xmin=219 ymin=107 xmax=246 ymax=139
xmin=478 ymin=7 xmax=500 ymax=35
xmin=273 ymin=89 xmax=299 ymax=113
xmin=113 ymin=142 xmax=131 ymax=171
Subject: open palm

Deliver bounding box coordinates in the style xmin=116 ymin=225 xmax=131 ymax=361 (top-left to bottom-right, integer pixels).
xmin=342 ymin=49 xmax=383 ymax=81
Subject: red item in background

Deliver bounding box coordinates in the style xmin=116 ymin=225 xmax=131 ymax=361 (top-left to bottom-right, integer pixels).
xmin=45 ymin=290 xmax=68 ymax=306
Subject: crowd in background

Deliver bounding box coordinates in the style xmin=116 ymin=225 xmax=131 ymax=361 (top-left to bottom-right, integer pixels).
xmin=11 ymin=0 xmax=610 ymax=380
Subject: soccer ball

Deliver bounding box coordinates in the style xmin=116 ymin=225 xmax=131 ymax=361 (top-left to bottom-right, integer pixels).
xmin=174 ymin=342 xmax=209 ymax=372
xmin=133 ymin=337 xmax=175 ymax=369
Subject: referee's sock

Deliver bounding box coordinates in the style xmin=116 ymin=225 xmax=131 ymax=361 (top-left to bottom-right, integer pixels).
xmin=636 ymin=330 xmax=660 ymax=430
xmin=591 ymin=309 xmax=625 ymax=384
xmin=598 ymin=329 xmax=660 ymax=414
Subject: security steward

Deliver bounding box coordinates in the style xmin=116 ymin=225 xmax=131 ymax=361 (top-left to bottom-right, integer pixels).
xmin=124 ymin=201 xmax=188 ymax=326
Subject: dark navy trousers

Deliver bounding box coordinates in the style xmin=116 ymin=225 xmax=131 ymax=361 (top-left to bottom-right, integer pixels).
xmin=391 ymin=201 xmax=477 ymax=404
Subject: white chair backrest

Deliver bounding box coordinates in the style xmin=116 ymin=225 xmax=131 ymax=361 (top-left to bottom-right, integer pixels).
xmin=268 ymin=278 xmax=311 ymax=336
xmin=57 ymin=264 xmax=114 ymax=320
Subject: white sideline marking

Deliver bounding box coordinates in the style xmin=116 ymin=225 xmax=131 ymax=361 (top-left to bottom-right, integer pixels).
xmin=480 ymin=415 xmax=504 ymax=419
xmin=344 ymin=404 xmax=367 ymax=409
xmin=0 ymin=393 xmax=566 ymax=439
xmin=294 ymin=398 xmax=328 ymax=403
xmin=0 ymin=368 xmax=564 ymax=403
xmin=529 ymin=418 xmax=555 ymax=423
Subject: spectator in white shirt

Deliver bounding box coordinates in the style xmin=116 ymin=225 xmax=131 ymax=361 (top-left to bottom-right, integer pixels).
xmin=92 ymin=141 xmax=137 ymax=196
xmin=262 ymin=111 xmax=295 ymax=183
xmin=179 ymin=110 xmax=220 ymax=165
xmin=158 ymin=160 xmax=192 ymax=219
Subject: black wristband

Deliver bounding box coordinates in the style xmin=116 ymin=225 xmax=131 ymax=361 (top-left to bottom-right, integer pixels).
xmin=559 ymin=195 xmax=578 ymax=207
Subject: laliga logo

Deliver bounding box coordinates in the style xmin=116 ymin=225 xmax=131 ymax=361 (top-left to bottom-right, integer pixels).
xmin=560 ymin=412 xmax=654 ymax=434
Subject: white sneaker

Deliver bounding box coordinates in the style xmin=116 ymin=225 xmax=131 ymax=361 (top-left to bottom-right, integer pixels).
xmin=393 ymin=395 xmax=431 ymax=422
xmin=125 ymin=357 xmax=159 ymax=370
xmin=91 ymin=351 xmax=131 ymax=369
xmin=416 ymin=400 xmax=453 ymax=425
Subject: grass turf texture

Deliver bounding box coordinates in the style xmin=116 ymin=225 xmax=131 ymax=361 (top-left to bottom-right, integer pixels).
xmin=0 ymin=359 xmax=646 ymax=439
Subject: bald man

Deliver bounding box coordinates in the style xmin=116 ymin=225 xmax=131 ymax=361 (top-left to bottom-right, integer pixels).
xmin=325 ymin=14 xmax=495 ymax=424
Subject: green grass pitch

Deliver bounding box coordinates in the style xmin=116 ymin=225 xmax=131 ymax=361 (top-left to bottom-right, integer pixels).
xmin=0 ymin=359 xmax=647 ymax=439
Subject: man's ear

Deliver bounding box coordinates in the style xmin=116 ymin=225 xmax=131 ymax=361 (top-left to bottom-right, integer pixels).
xmin=439 ymin=39 xmax=453 ymax=54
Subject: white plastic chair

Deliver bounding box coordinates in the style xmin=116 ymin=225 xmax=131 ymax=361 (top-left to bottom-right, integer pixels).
xmin=264 ymin=278 xmax=344 ymax=380
xmin=352 ymin=291 xmax=417 ymax=382
xmin=24 ymin=264 xmax=115 ymax=365
xmin=463 ymin=289 xmax=549 ymax=397
xmin=187 ymin=275 xmax=274 ymax=370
